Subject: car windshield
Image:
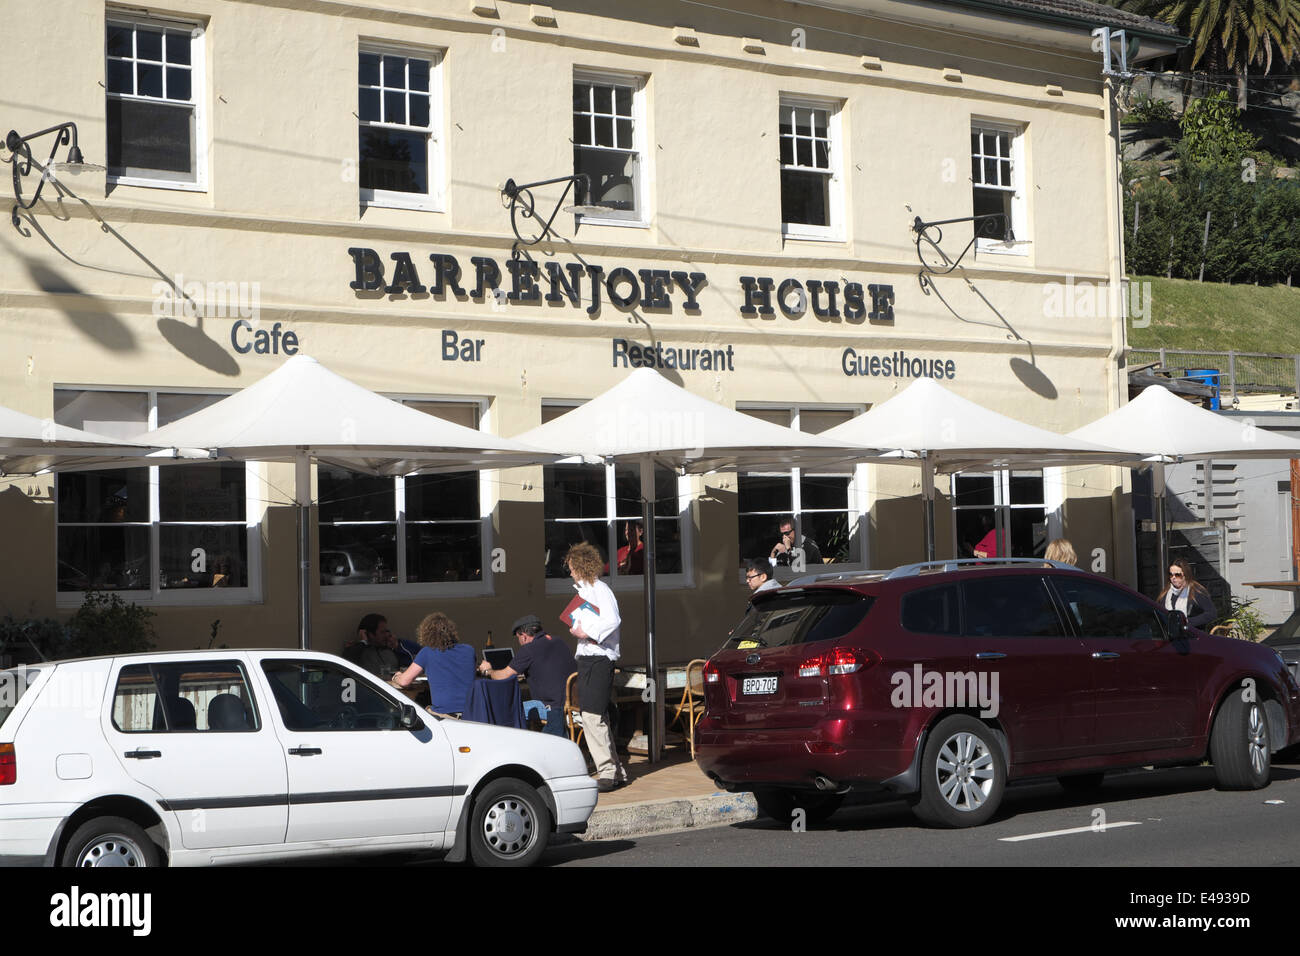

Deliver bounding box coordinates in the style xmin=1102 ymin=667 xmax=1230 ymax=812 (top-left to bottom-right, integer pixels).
xmin=0 ymin=667 xmax=42 ymax=732
xmin=724 ymin=590 xmax=873 ymax=650
xmin=1264 ymin=608 xmax=1300 ymax=646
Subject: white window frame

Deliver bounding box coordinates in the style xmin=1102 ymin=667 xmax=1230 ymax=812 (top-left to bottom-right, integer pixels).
xmin=736 ymin=404 xmax=868 ymax=584
xmin=541 ymin=400 xmax=692 ymax=595
xmin=572 ymin=69 xmax=650 ymax=229
xmin=54 ymin=387 xmax=262 ymax=608
xmin=319 ymin=396 xmax=493 ymax=601
xmin=971 ymin=119 xmax=1029 ymax=257
xmin=357 ymin=41 xmax=444 ymax=213
xmin=105 ymin=11 xmax=207 ymax=192
xmin=950 ymin=469 xmax=1048 ymax=558
xmin=779 ymin=94 xmax=844 ymax=242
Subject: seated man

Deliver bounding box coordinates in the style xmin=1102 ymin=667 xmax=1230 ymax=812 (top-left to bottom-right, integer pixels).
xmin=768 ymin=515 xmax=823 ymax=569
xmin=350 ymin=613 xmax=400 ymax=680
xmin=478 ymin=614 xmax=577 ymax=737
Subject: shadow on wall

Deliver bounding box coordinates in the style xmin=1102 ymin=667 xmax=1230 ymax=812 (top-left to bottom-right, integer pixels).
xmin=0 ymin=483 xmax=56 ymax=620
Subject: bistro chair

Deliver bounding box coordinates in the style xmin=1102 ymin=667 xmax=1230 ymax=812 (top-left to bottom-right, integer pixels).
xmin=668 ymin=659 xmax=708 ymax=759
xmin=564 ymin=671 xmax=584 ymax=746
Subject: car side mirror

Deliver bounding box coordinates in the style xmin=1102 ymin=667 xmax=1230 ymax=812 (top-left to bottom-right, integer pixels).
xmin=400 ymin=703 xmax=420 ymax=730
xmin=1167 ymin=608 xmax=1187 ymax=641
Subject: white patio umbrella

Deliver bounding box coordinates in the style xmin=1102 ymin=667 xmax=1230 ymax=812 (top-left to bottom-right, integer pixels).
xmin=1069 ymin=384 xmax=1300 ymax=576
xmin=0 ymin=404 xmax=160 ymax=476
xmin=820 ymin=378 xmax=1138 ymax=561
xmin=136 ymin=354 xmax=559 ymax=649
xmin=514 ymin=367 xmax=874 ymax=761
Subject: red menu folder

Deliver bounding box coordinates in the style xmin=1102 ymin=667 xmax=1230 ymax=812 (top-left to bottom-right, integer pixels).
xmin=560 ymin=594 xmax=600 ymax=629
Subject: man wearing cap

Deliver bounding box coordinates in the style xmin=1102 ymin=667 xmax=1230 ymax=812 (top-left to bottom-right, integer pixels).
xmin=478 ymin=614 xmax=577 ymax=737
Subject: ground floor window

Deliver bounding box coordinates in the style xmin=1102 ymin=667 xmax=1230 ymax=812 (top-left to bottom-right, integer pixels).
xmin=318 ymin=400 xmax=489 ymax=594
xmin=737 ymin=406 xmax=864 ymax=574
xmin=54 ymin=389 xmax=255 ymax=600
xmin=540 ymin=403 xmax=686 ymax=583
xmin=953 ymin=470 xmax=1047 ymax=558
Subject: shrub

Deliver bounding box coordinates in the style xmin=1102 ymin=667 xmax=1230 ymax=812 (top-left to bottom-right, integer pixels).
xmin=64 ymin=591 xmax=156 ymax=658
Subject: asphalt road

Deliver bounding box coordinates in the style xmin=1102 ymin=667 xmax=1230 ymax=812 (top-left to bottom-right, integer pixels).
xmin=545 ymin=762 xmax=1300 ymax=868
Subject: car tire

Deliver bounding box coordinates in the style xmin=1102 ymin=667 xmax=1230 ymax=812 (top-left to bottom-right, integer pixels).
xmin=1057 ymin=772 xmax=1105 ymax=793
xmin=912 ymin=716 xmax=1006 ymax=828
xmin=467 ymin=778 xmax=552 ymax=867
xmin=1210 ymin=692 xmax=1271 ymax=790
xmin=752 ymin=788 xmax=844 ymax=826
xmin=62 ymin=816 xmax=160 ymax=868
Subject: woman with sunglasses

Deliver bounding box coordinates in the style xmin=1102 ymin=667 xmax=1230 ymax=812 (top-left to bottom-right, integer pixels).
xmin=1156 ymin=559 xmax=1217 ymax=630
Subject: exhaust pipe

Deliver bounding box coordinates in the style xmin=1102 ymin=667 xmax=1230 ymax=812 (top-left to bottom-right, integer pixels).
xmin=813 ymin=775 xmax=839 ymax=792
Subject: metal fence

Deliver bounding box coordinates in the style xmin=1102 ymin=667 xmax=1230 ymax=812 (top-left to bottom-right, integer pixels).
xmin=1128 ymin=349 xmax=1300 ymax=402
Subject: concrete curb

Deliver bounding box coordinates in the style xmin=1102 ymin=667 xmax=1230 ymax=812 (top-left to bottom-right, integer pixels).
xmin=579 ymin=790 xmax=758 ymax=841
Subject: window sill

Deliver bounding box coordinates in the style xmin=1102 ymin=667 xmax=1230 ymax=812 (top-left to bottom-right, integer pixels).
xmin=321 ymin=580 xmax=491 ymax=601
xmin=782 ymin=228 xmax=845 ymax=244
xmin=576 ymin=216 xmax=650 ymax=230
xmin=361 ymin=195 xmax=445 ymax=214
xmin=108 ymin=175 xmax=206 ymax=193
xmin=975 ymin=239 xmax=1031 ymax=257
xmin=57 ymin=588 xmax=261 ymax=609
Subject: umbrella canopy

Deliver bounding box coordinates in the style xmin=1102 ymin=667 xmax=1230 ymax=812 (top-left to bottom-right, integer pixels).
xmin=820 ymin=377 xmax=1136 ymax=470
xmin=1068 ymin=384 xmax=1300 ymax=461
xmin=513 ymin=367 xmax=869 ymax=471
xmin=138 ymin=354 xmax=555 ymax=474
xmin=0 ymin=404 xmax=157 ymax=476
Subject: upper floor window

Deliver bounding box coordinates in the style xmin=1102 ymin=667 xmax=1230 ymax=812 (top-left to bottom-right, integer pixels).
xmin=358 ymin=45 xmax=442 ymax=211
xmin=318 ymin=399 xmax=489 ymax=597
xmin=780 ymin=96 xmax=843 ymax=241
xmin=971 ymin=121 xmax=1028 ymax=254
xmin=54 ymin=389 xmax=257 ymax=604
xmin=105 ymin=13 xmax=205 ymax=189
xmin=573 ymin=71 xmax=645 ymax=225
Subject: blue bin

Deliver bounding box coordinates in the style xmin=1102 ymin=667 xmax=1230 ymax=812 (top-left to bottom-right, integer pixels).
xmin=1186 ymin=369 xmax=1221 ymax=410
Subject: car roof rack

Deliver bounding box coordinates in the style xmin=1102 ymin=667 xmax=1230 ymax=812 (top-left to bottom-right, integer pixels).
xmin=785 ymin=569 xmax=891 ymax=587
xmin=883 ymin=558 xmax=1081 ymax=579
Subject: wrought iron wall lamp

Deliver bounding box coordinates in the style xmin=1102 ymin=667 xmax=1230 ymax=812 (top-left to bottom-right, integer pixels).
xmin=5 ymin=121 xmax=104 ymax=228
xmin=501 ymin=173 xmax=604 ymax=252
xmin=911 ymin=212 xmax=1012 ymax=277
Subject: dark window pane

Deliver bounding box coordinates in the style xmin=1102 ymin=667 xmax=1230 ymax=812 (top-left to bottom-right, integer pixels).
xmin=615 ymin=86 xmax=632 ymax=115
xmin=137 ymin=29 xmax=162 ymax=61
xmin=738 ymin=514 xmax=778 ymax=566
xmin=616 ymin=118 xmax=633 ymax=150
xmin=58 ymin=469 xmax=150 ymax=523
xmin=593 ymin=84 xmax=612 ymax=113
xmin=970 ymin=132 xmax=979 ymax=154
xmin=971 ymin=157 xmax=981 ymax=183
xmin=543 ymin=464 xmax=606 ymax=520
xmin=1009 ymin=472 xmax=1042 ymax=505
xmin=573 ymin=114 xmax=589 ymax=146
xmin=796 ymin=138 xmax=812 ymax=167
xmin=800 ymin=474 xmax=849 ymax=511
xmin=383 ymin=90 xmax=406 ymax=124
xmin=359 ymin=127 xmax=428 ymax=193
xmin=107 ymin=24 xmax=133 ymax=58
xmin=165 ymin=30 xmax=191 ymax=65
xmin=544 ymin=520 xmax=607 ymax=578
xmin=1009 ymin=508 xmax=1047 ymax=558
xmin=902 ymin=584 xmax=961 ymax=635
xmin=593 ymin=115 xmax=613 ymax=146
xmin=574 ymin=147 xmax=636 ymax=211
xmin=408 ymin=57 xmax=430 ymax=92
xmin=263 ymin=661 xmax=402 ymax=731
xmin=409 ymin=93 xmax=429 ymax=129
xmin=962 ymin=576 xmax=1064 ymax=638
xmin=779 ymin=136 xmax=793 ymax=165
xmin=359 ymin=89 xmax=380 ymax=122
xmin=953 ymin=474 xmax=995 ymax=507
xmin=738 ymin=474 xmax=792 ymax=514
xmin=780 ymin=168 xmax=829 ymax=226
xmin=957 ymin=509 xmax=996 ymax=558
xmin=814 ymin=140 xmax=830 ymax=168
xmin=383 ymin=55 xmax=405 ymax=87
xmin=107 ymin=59 xmax=133 ymax=94
xmin=166 ymin=67 xmax=191 ymax=102
xmin=159 ymin=464 xmax=245 ymax=521
xmin=972 ymin=187 xmax=1012 ymax=226
xmin=613 ymin=464 xmax=640 ymax=520
xmin=983 ymin=157 xmax=998 ymax=184
xmin=653 ymin=517 xmax=682 ymax=573
xmin=799 ymin=511 xmax=847 ymax=564
xmin=317 ymin=468 xmax=394 ymax=522
xmin=727 ymin=591 xmax=874 ymax=649
xmin=107 ymin=98 xmax=194 ymax=174
xmin=58 ymin=525 xmax=150 ymax=591
xmin=573 ymin=82 xmax=590 ymax=113
xmin=406 ymin=522 xmax=482 ymax=582
xmin=160 ymin=526 xmax=247 ymax=589
xmin=319 ymin=527 xmax=397 ymax=585
xmin=406 ymin=472 xmax=477 ymax=521
xmin=136 ymin=62 xmax=163 ymax=97
xmin=359 ymin=52 xmax=380 ymax=87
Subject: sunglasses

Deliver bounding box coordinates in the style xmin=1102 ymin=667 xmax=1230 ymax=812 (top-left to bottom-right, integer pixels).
xmin=745 ymin=573 xmax=762 ymax=581
xmin=1169 ymin=571 xmax=1185 ymax=578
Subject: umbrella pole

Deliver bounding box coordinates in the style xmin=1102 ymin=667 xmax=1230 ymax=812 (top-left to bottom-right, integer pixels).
xmin=640 ymin=456 xmax=661 ymax=764
xmin=921 ymin=452 xmax=936 ymax=562
xmin=296 ymin=452 xmax=312 ymax=651
xmin=1154 ymin=461 xmax=1168 ymax=587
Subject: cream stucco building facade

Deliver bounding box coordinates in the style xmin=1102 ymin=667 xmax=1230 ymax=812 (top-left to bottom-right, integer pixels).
xmin=0 ymin=0 xmax=1179 ymax=662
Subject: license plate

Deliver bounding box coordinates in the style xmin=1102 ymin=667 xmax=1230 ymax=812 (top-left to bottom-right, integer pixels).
xmin=742 ymin=676 xmax=778 ymax=695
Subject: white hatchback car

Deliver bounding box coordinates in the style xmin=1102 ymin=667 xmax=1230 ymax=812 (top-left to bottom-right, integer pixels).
xmin=0 ymin=650 xmax=597 ymax=867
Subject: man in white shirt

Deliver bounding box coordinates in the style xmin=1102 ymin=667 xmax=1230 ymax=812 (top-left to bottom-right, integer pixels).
xmin=565 ymin=542 xmax=628 ymax=792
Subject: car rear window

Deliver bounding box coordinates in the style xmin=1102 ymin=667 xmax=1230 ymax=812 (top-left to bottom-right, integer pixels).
xmin=112 ymin=661 xmax=260 ymax=733
xmin=0 ymin=668 xmax=40 ymax=732
xmin=726 ymin=590 xmax=873 ymax=649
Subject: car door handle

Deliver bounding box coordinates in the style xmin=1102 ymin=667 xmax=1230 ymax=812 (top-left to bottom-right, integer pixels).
xmin=975 ymin=652 xmax=1006 ymax=660
xmin=123 ymin=750 xmax=162 ymax=759
xmin=1092 ymin=652 xmax=1120 ymax=660
xmin=288 ymin=747 xmax=322 ymax=756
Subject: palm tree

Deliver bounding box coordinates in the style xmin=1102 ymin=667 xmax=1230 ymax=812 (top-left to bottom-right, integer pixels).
xmin=1112 ymin=0 xmax=1300 ymax=109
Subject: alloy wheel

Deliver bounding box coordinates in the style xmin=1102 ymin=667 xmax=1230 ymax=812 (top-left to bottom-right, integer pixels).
xmin=935 ymin=731 xmax=996 ymax=811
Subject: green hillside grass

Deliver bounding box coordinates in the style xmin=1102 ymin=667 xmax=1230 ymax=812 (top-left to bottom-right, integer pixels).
xmin=1128 ymin=277 xmax=1300 ymax=355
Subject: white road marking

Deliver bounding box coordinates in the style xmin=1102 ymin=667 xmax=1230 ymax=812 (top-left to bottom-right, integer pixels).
xmin=999 ymin=821 xmax=1141 ymax=842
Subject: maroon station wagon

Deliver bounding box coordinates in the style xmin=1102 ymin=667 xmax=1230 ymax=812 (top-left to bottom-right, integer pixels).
xmin=695 ymin=559 xmax=1300 ymax=827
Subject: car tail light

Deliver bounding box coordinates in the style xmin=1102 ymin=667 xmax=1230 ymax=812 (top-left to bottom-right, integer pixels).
xmin=798 ymin=648 xmax=875 ymax=678
xmin=0 ymin=744 xmax=14 ymax=785
xmin=703 ymin=662 xmax=720 ymax=684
